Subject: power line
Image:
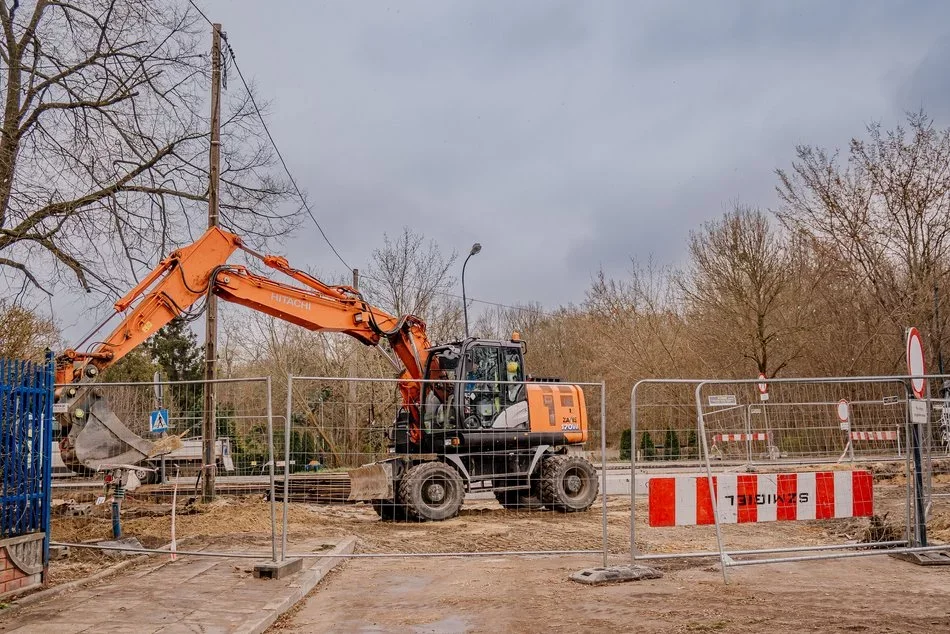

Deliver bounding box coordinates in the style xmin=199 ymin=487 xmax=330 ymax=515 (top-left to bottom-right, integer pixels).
xmin=189 ymin=2 xmax=350 ymax=270
xmin=187 ymin=0 xmax=213 ymax=26
xmin=222 ymin=43 xmax=353 ymax=272
xmin=194 ymin=9 xmax=555 ymax=320
xmin=358 ymin=272 xmax=557 ymax=318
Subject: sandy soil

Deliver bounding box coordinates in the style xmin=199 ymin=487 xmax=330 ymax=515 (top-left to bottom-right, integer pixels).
xmin=273 ymin=554 xmax=950 ymax=633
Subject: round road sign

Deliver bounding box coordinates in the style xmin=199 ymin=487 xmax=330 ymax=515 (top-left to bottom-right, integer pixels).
xmin=836 ymin=399 xmax=850 ymax=423
xmin=906 ymin=327 xmax=927 ymax=399
xmin=757 ymin=373 xmax=768 ymax=394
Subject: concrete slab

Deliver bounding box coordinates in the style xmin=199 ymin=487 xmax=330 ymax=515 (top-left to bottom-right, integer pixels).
xmin=0 ymin=537 xmax=354 ymax=634
xmin=570 ymin=564 xmax=663 ymax=585
xmin=253 ymin=557 xmax=303 ymax=579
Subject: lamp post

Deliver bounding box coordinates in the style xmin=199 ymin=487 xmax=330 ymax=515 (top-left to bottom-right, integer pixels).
xmin=462 ymin=242 xmax=481 ymax=338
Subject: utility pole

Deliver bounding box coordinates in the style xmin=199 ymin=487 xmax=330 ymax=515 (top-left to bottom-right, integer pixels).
xmin=346 ymin=269 xmax=359 ymax=452
xmin=202 ymin=22 xmax=223 ymax=503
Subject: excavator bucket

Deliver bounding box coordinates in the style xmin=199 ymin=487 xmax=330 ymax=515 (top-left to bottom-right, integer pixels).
xmin=347 ymin=462 xmax=394 ymax=501
xmin=58 ymin=390 xmax=183 ymax=476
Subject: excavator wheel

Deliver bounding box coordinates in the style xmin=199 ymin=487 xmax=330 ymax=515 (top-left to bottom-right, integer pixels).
xmin=493 ymin=489 xmax=545 ymax=511
xmin=371 ymin=493 xmax=412 ymax=522
xmin=538 ymin=455 xmax=598 ymax=513
xmin=398 ymin=461 xmax=464 ymax=522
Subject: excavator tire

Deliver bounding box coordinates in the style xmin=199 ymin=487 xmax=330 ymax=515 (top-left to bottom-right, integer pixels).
xmin=371 ymin=490 xmax=412 ymax=522
xmin=493 ymin=484 xmax=545 ymax=511
xmin=538 ymin=455 xmax=598 ymax=513
xmin=398 ymin=461 xmax=464 ymax=522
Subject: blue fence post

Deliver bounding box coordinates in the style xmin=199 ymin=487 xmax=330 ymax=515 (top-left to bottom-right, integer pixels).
xmin=0 ymin=351 xmax=55 ymax=583
xmin=42 ymin=351 xmax=54 ymax=568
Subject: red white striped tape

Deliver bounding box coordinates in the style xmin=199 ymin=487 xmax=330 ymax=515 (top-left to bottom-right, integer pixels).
xmin=712 ymin=433 xmax=768 ymax=443
xmin=850 ymin=431 xmax=899 ymax=441
xmin=648 ymin=471 xmax=873 ymax=527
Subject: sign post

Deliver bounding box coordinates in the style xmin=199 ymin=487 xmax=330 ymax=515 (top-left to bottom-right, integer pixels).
xmin=154 ymin=371 xmax=166 ymax=484
xmin=906 ymin=327 xmax=928 ymax=548
xmin=837 ymin=399 xmax=854 ymax=463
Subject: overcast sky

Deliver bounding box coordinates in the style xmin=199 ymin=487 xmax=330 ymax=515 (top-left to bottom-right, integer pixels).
xmin=54 ymin=0 xmax=950 ymax=339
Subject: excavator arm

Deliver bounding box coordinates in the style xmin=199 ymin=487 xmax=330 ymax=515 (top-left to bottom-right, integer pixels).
xmin=56 ymin=227 xmax=242 ymax=384
xmin=57 ymin=226 xmax=432 ymax=473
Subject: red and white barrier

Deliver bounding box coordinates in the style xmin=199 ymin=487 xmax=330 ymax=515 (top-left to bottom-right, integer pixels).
xmin=648 ymin=471 xmax=874 ymax=527
xmin=850 ymin=431 xmax=899 ymax=441
xmin=712 ymin=433 xmax=769 ymax=443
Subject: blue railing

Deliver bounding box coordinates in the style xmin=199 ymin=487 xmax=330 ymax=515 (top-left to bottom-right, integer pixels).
xmin=0 ymin=353 xmax=53 ymax=556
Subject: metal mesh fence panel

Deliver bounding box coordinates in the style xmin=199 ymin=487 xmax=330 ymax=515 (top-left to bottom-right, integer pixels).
xmin=282 ymin=377 xmax=609 ymax=558
xmin=51 ymin=377 xmax=277 ymax=558
xmin=922 ymin=375 xmax=950 ymax=536
xmin=630 ymin=380 xmax=717 ymax=561
xmin=695 ymin=377 xmax=916 ymax=578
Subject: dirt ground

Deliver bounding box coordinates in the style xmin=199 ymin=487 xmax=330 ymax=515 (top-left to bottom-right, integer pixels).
xmin=50 ymin=482 xmax=922 ymax=559
xmin=32 ymin=480 xmax=950 ymax=632
xmin=271 ymin=554 xmax=950 ymax=633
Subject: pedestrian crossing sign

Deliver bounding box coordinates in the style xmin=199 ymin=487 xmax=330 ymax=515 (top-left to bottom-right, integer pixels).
xmin=149 ymin=408 xmax=169 ymax=433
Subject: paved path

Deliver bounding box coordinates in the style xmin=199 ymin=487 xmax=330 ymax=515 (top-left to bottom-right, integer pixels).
xmin=0 ymin=537 xmax=353 ymax=634
xmin=274 ymin=553 xmax=950 ymax=633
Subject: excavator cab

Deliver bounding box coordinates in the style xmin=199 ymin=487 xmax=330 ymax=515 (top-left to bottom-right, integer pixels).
xmin=418 ymin=340 xmax=525 ymax=431
xmin=391 ymin=337 xmax=587 ymax=454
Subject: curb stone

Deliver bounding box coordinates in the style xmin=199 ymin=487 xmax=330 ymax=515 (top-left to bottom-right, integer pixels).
xmin=239 ymin=537 xmax=356 ymax=634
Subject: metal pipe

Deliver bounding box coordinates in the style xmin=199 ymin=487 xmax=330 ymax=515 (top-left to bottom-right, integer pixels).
xmin=53 ymin=376 xmax=274 ymax=388
xmin=632 ymin=540 xmax=908 ymax=561
xmin=266 ymin=377 xmax=277 ymax=563
xmin=283 ymin=376 xmax=606 ymax=387
xmin=629 ymin=383 xmax=637 ymax=565
xmin=51 ymin=541 xmax=603 ymax=559
xmin=282 ymin=375 xmax=292 ymax=561
xmin=111 ymin=497 xmax=122 ymax=539
xmin=727 ymin=544 xmax=950 ymax=567
xmin=600 ymin=381 xmax=608 ymax=567
xmin=695 ymin=381 xmax=729 ymax=584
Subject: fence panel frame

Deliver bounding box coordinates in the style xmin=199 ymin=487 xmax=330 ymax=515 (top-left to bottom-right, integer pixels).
xmin=630 ymin=379 xmax=710 ymax=564
xmin=285 ymin=375 xmax=609 ymax=561
xmin=50 ymin=375 xmax=279 ymax=563
xmin=693 ymin=375 xmax=938 ymax=581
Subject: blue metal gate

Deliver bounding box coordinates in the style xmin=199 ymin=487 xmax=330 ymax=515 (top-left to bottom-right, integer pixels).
xmin=0 ymin=353 xmax=53 ymax=555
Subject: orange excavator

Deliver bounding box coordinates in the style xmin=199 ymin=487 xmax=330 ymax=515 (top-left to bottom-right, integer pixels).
xmin=55 ymin=227 xmax=598 ymax=521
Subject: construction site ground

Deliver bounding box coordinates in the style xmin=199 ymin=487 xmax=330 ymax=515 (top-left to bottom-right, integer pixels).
xmin=7 ymin=477 xmax=950 ymax=631
xmin=0 ymin=536 xmax=353 ymax=634
xmin=272 ymin=554 xmax=950 ymax=633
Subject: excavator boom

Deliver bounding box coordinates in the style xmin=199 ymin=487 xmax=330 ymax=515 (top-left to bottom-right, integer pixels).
xmin=57 ymin=227 xmax=431 ymax=473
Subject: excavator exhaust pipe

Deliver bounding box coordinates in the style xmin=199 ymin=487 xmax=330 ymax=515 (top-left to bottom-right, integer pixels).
xmin=57 ymin=389 xmax=182 ymax=476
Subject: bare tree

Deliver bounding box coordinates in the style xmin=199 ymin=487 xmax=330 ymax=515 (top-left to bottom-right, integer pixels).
xmin=361 ymin=227 xmax=461 ymax=343
xmin=679 ymin=205 xmax=811 ymax=377
xmin=472 ymin=301 xmax=547 ymax=340
xmin=775 ymin=111 xmax=950 ymax=369
xmin=0 ymin=0 xmax=294 ymax=299
xmin=586 ymin=259 xmax=693 ymax=377
xmin=0 ymin=298 xmax=57 ymax=358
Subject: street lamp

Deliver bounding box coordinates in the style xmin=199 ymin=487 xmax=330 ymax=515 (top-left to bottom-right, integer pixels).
xmin=462 ymin=242 xmax=481 ymax=339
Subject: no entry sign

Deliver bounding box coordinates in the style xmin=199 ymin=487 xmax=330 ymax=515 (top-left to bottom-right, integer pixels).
xmin=837 ymin=399 xmax=850 ymax=430
xmin=906 ymin=327 xmax=926 ymax=400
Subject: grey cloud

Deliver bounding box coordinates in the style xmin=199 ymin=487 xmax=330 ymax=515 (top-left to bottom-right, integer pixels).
xmin=50 ymin=0 xmax=950 ymax=340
